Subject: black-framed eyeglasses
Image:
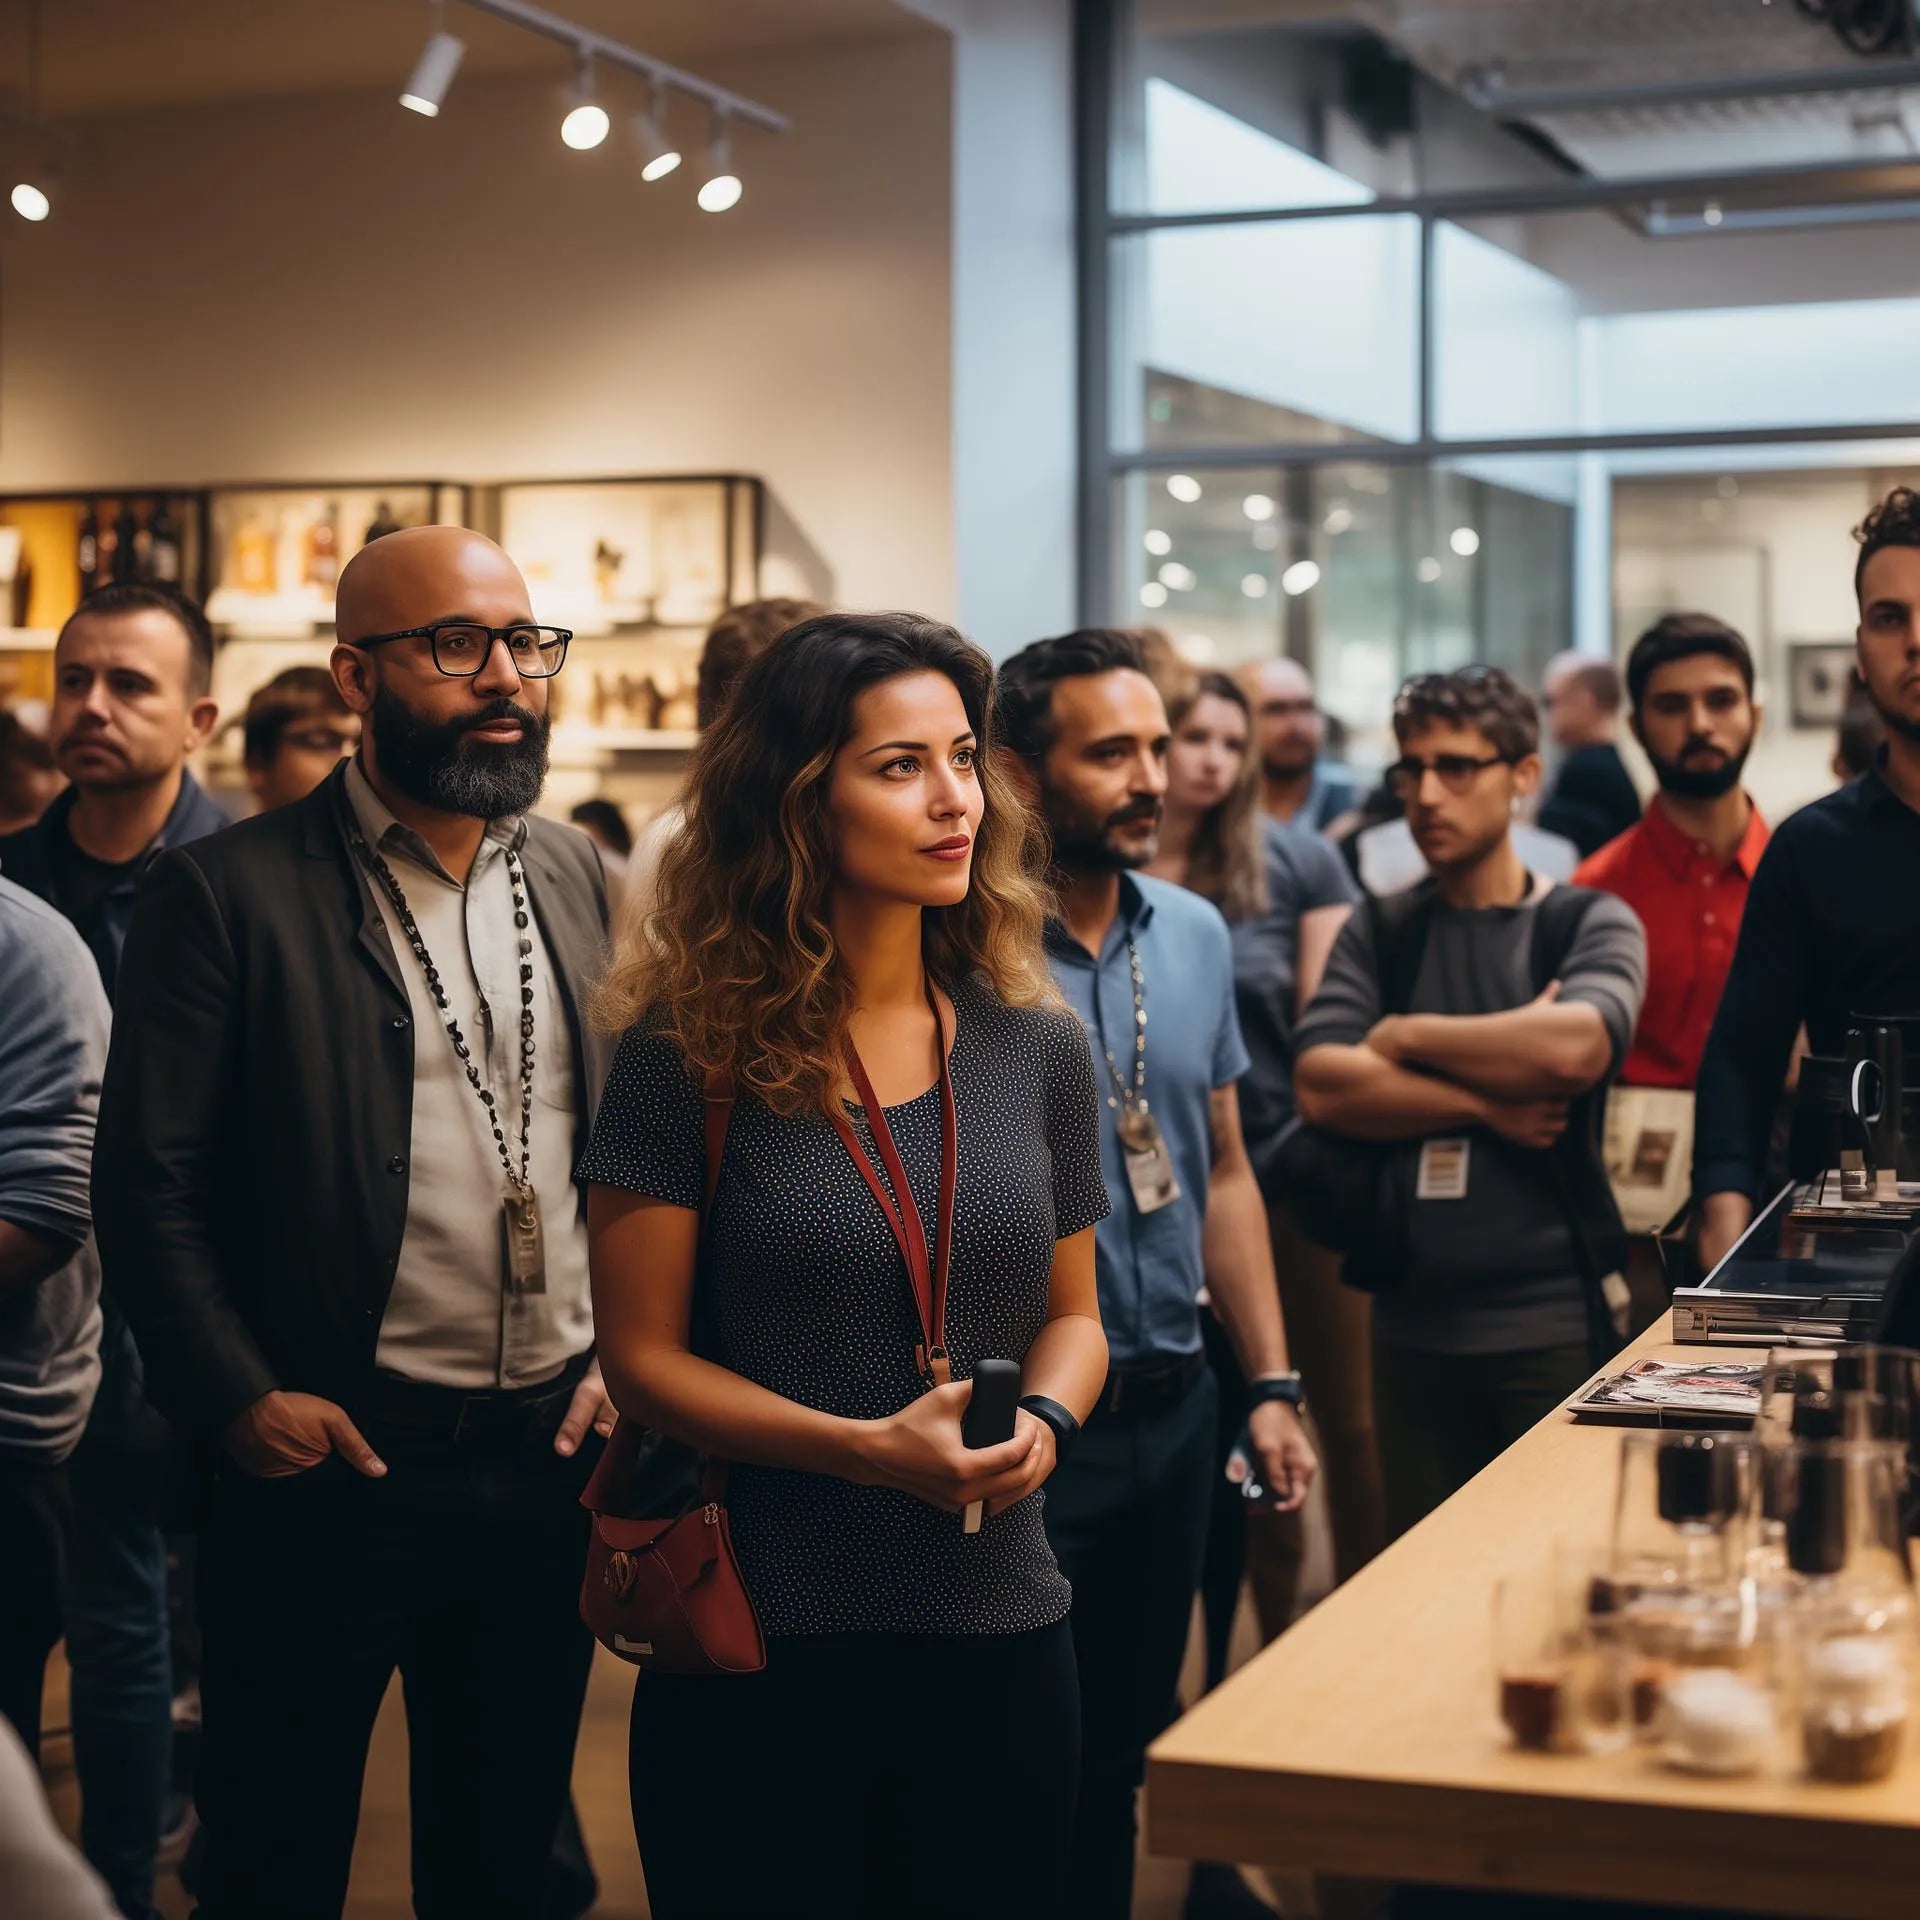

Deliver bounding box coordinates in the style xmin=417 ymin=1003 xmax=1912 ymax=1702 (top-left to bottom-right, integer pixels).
xmin=1385 ymin=751 xmax=1513 ymax=799
xmin=350 ymin=621 xmax=572 ymax=679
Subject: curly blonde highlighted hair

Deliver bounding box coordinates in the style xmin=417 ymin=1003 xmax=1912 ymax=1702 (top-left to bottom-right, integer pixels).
xmin=597 ymin=612 xmax=1058 ymax=1114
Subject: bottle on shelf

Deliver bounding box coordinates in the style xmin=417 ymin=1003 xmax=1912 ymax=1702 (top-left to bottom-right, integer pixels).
xmin=133 ymin=504 xmax=155 ymax=580
xmin=232 ymin=510 xmax=275 ymax=594
xmin=96 ymin=508 xmax=120 ymax=587
xmin=76 ymin=504 xmax=100 ymax=593
xmin=148 ymin=498 xmax=182 ymax=585
xmin=306 ymin=500 xmax=340 ymax=590
xmin=112 ymin=502 xmax=140 ymax=583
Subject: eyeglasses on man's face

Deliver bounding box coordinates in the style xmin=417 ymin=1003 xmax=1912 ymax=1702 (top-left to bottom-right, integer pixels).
xmin=1384 ymin=751 xmax=1514 ymax=800
xmin=350 ymin=621 xmax=572 ymax=679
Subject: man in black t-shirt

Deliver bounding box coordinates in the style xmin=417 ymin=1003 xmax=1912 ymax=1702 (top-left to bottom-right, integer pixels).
xmin=1539 ymin=652 xmax=1642 ymax=859
xmin=0 ymin=580 xmax=223 ymax=1920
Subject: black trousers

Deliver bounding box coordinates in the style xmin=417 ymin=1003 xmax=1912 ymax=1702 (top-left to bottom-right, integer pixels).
xmin=190 ymin=1404 xmax=597 ymax=1920
xmin=0 ymin=1454 xmax=70 ymax=1762
xmin=1042 ymin=1365 xmax=1218 ymax=1920
xmin=628 ymin=1620 xmax=1080 ymax=1920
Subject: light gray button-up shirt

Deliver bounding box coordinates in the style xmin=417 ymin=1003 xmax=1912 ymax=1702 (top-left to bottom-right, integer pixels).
xmin=345 ymin=759 xmax=590 ymax=1389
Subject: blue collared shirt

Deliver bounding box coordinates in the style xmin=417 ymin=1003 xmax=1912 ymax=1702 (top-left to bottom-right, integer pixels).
xmin=1044 ymin=873 xmax=1250 ymax=1367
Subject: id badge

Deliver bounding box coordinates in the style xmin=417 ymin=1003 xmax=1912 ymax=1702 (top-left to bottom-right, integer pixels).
xmin=1120 ymin=1109 xmax=1181 ymax=1215
xmin=502 ymin=1189 xmax=547 ymax=1296
xmin=1416 ymin=1138 xmax=1470 ymax=1202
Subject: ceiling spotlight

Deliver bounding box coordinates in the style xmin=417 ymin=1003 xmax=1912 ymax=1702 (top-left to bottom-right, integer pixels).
xmin=1241 ymin=573 xmax=1269 ymax=600
xmin=1143 ymin=529 xmax=1172 ymax=556
xmin=1167 ymin=474 xmax=1203 ymax=503
xmin=1280 ymin=560 xmax=1321 ymax=597
xmin=10 ymin=181 xmax=50 ymax=222
xmin=1417 ymin=556 xmax=1443 ymax=584
xmin=1323 ymin=505 xmax=1354 ymax=535
xmin=634 ymin=81 xmax=682 ymax=182
xmin=1139 ymin=581 xmax=1169 ymax=610
xmin=1242 ymin=493 xmax=1276 ymax=523
xmin=1159 ymin=561 xmax=1197 ymax=592
xmin=400 ymin=4 xmax=464 ymax=117
xmin=1703 ymin=201 xmax=1724 ymax=227
xmin=698 ymin=114 xmax=743 ymax=212
xmin=561 ymin=54 xmax=611 ymax=150
xmin=1449 ymin=526 xmax=1481 ymax=557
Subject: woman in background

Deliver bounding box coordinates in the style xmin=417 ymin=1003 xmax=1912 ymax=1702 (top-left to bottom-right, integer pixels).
xmin=1146 ymin=671 xmax=1384 ymax=1679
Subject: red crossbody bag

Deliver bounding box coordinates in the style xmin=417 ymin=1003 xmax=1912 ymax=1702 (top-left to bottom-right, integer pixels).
xmin=580 ymin=994 xmax=958 ymax=1676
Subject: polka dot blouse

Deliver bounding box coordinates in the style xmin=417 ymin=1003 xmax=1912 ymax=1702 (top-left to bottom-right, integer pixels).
xmin=579 ymin=973 xmax=1110 ymax=1638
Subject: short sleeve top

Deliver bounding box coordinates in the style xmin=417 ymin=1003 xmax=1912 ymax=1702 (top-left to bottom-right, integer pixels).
xmin=578 ymin=973 xmax=1110 ymax=1638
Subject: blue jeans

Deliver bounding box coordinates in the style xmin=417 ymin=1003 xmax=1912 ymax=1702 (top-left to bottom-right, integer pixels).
xmin=66 ymin=1314 xmax=172 ymax=1920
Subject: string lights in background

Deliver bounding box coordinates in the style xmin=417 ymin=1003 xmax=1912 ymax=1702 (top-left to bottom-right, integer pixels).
xmin=399 ymin=0 xmax=788 ymax=214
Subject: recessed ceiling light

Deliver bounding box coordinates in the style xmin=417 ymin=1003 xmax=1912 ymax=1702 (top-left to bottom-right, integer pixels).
xmin=1167 ymin=474 xmax=1202 ymax=504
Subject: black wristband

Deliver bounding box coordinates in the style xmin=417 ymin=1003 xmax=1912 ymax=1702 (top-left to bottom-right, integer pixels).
xmin=1018 ymin=1394 xmax=1079 ymax=1464
xmin=1246 ymin=1372 xmax=1304 ymax=1411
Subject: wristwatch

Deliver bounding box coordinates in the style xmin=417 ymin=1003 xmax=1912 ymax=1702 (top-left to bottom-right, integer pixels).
xmin=1247 ymin=1371 xmax=1305 ymax=1412
xmin=1018 ymin=1394 xmax=1080 ymax=1464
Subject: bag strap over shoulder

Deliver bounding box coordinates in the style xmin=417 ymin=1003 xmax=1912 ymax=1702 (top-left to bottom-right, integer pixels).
xmin=1527 ymin=880 xmax=1602 ymax=992
xmin=1370 ymin=881 xmax=1440 ymax=1018
xmin=702 ymin=1090 xmax=734 ymax=1218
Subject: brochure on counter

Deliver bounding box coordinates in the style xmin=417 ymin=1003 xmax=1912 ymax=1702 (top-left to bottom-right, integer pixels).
xmin=1568 ymin=1357 xmax=1762 ymax=1430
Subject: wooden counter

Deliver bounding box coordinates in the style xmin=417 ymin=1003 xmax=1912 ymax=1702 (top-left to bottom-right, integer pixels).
xmin=1145 ymin=1316 xmax=1920 ymax=1918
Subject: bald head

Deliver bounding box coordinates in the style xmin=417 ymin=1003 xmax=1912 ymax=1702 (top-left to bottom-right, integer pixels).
xmin=335 ymin=526 xmax=532 ymax=647
xmin=330 ymin=525 xmax=555 ymax=824
xmin=1541 ymin=650 xmax=1622 ymax=750
xmin=1242 ymin=655 xmax=1322 ymax=783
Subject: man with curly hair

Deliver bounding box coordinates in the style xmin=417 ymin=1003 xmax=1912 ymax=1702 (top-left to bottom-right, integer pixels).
xmin=1696 ymin=486 xmax=1920 ymax=1270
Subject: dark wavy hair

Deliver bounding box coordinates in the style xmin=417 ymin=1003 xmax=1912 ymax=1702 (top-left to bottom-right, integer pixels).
xmin=1393 ymin=664 xmax=1539 ymax=761
xmin=1856 ymin=486 xmax=1920 ymax=600
xmin=598 ymin=612 xmax=1056 ymax=1113
xmin=994 ymin=628 xmax=1150 ymax=763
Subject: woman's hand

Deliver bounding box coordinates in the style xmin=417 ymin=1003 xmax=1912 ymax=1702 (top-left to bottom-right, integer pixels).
xmin=855 ymin=1382 xmax=1049 ymax=1516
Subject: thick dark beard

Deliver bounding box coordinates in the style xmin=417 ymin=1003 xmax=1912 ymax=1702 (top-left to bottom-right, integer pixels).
xmin=1646 ymin=740 xmax=1751 ymax=801
xmin=1042 ymin=782 xmax=1161 ymax=874
xmin=1261 ymin=750 xmax=1315 ymax=783
xmin=369 ymin=682 xmax=551 ymax=819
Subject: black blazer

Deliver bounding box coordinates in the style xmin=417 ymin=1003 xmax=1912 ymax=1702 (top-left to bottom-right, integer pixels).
xmin=92 ymin=764 xmax=614 ymax=1436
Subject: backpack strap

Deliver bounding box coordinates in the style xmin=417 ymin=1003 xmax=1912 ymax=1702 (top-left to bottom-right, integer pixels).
xmin=1370 ymin=880 xmax=1441 ymax=1017
xmin=1527 ymin=880 xmax=1602 ymax=992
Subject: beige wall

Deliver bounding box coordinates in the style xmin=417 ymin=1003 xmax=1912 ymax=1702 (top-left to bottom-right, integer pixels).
xmin=0 ymin=33 xmax=955 ymax=617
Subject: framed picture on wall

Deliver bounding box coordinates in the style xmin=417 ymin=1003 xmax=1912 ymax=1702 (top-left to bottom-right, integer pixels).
xmin=1788 ymin=642 xmax=1860 ymax=730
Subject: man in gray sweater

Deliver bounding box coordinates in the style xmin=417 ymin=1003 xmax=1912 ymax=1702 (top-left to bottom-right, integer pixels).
xmin=0 ymin=875 xmax=111 ymax=1760
xmin=1295 ymin=667 xmax=1646 ymax=1536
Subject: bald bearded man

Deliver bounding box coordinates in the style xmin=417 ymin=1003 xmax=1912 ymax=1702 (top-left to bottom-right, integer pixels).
xmin=94 ymin=530 xmax=614 ymax=1920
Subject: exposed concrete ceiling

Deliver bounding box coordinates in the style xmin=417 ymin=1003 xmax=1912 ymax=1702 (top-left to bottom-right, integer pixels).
xmin=0 ymin=0 xmax=935 ymax=121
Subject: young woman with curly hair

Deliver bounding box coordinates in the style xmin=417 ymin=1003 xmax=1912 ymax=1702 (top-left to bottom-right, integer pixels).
xmin=584 ymin=612 xmax=1111 ymax=1920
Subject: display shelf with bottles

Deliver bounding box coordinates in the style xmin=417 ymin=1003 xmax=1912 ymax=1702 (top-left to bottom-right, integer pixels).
xmin=480 ymin=474 xmax=831 ymax=767
xmin=201 ymin=481 xmax=471 ymax=731
xmin=0 ymin=488 xmax=208 ymax=707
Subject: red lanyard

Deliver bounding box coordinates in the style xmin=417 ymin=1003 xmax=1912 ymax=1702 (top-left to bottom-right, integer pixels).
xmin=831 ymin=994 xmax=957 ymax=1387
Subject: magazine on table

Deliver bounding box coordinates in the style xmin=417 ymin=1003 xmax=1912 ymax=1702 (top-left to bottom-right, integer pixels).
xmin=1568 ymin=1357 xmax=1761 ymax=1429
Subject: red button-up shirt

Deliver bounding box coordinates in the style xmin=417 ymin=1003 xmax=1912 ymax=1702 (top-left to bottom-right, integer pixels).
xmin=1573 ymin=797 xmax=1771 ymax=1089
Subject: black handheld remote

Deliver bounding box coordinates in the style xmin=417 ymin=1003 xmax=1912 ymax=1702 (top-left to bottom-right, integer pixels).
xmin=961 ymin=1358 xmax=1022 ymax=1449
xmin=960 ymin=1359 xmax=1022 ymax=1534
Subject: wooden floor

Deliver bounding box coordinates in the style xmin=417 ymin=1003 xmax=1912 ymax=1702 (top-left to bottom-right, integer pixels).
xmin=41 ymin=1481 xmax=1332 ymax=1919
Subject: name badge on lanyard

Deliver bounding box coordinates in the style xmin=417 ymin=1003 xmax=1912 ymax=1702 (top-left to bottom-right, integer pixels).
xmin=1118 ymin=1103 xmax=1181 ymax=1214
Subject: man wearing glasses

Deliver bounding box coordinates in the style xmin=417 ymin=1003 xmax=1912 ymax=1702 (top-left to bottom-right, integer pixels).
xmin=94 ymin=527 xmax=614 ymax=1920
xmin=1293 ymin=666 xmax=1645 ymax=1536
xmin=237 ymin=665 xmax=360 ymax=812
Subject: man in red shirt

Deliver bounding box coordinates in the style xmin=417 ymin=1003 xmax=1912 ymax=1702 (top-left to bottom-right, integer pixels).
xmin=1575 ymin=613 xmax=1767 ymax=1088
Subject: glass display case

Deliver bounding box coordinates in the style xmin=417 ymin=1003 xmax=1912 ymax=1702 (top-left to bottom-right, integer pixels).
xmin=477 ymin=474 xmax=832 ymax=802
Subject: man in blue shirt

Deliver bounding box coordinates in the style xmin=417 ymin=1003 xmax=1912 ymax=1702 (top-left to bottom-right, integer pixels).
xmin=997 ymin=629 xmax=1317 ymax=1920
